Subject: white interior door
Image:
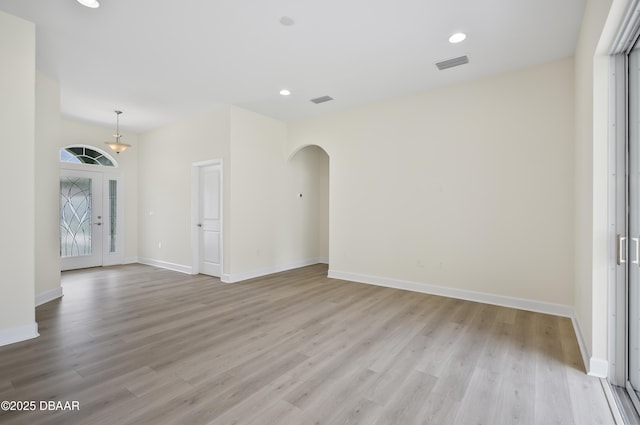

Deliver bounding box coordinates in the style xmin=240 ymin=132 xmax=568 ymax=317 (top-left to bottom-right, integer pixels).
xmin=198 ymin=163 xmax=222 ymax=276
xmin=60 ymin=169 xmax=104 ymax=270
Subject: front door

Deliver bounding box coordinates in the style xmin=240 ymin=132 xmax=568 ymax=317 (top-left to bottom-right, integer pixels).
xmin=60 ymin=169 xmax=104 ymax=270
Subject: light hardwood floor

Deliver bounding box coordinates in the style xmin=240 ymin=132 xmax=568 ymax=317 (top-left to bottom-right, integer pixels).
xmin=0 ymin=264 xmax=615 ymax=424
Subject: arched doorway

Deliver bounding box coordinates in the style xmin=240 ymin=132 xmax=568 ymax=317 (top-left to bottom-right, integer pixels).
xmin=289 ymin=145 xmax=330 ymax=266
xmin=59 ymin=145 xmax=124 ymax=270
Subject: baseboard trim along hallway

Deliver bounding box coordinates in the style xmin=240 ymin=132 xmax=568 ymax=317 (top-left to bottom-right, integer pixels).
xmin=0 ymin=322 xmax=38 ymax=347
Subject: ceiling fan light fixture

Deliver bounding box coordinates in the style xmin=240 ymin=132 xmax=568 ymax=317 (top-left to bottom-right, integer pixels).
xmin=105 ymin=141 xmax=130 ymax=154
xmin=77 ymin=0 xmax=100 ymax=8
xmin=104 ymin=110 xmax=132 ymax=154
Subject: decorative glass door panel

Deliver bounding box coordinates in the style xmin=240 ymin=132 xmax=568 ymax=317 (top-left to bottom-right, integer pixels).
xmin=60 ymin=170 xmax=103 ymax=270
xmin=60 ymin=176 xmax=92 ymax=257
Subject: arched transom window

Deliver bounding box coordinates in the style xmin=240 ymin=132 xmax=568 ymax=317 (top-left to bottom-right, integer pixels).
xmin=60 ymin=145 xmax=117 ymax=167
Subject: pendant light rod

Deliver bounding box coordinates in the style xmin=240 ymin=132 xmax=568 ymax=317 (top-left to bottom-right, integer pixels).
xmin=114 ymin=110 xmax=122 ymax=139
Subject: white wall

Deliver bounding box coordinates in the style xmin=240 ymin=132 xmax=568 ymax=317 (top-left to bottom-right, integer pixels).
xmin=33 ymin=73 xmax=139 ymax=306
xmin=136 ymin=105 xmax=329 ymax=280
xmin=0 ymin=11 xmax=38 ymax=345
xmin=61 ymin=119 xmax=139 ymax=263
xmin=288 ymin=58 xmax=575 ymax=308
xmin=227 ymin=106 xmax=327 ymax=279
xmin=317 ymin=147 xmax=330 ymax=258
xmin=137 ymin=107 xmax=231 ymax=272
xmin=35 ymin=71 xmax=62 ymax=305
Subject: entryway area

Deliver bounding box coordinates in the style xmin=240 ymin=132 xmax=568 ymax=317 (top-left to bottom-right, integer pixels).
xmin=59 ymin=145 xmax=124 ymax=271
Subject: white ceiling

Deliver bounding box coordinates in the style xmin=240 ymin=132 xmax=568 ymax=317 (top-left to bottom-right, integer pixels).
xmin=0 ymin=0 xmax=585 ymax=133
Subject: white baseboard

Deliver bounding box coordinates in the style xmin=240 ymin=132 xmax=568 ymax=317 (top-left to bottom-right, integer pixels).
xmin=0 ymin=323 xmax=39 ymax=347
xmin=588 ymin=357 xmax=609 ymax=378
xmin=35 ymin=287 xmax=63 ymax=307
xmin=138 ymin=258 xmax=193 ymax=274
xmin=572 ymin=316 xmax=592 ymax=374
xmin=328 ymin=269 xmax=575 ymax=318
xmin=122 ymin=257 xmax=139 ymax=265
xmin=572 ymin=316 xmax=608 ymax=376
xmin=222 ymin=258 xmax=327 ymax=283
xmin=138 ymin=257 xmax=327 ymax=282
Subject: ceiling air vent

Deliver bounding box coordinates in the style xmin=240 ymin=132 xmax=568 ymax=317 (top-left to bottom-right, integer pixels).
xmin=436 ymin=55 xmax=469 ymax=71
xmin=310 ymin=95 xmax=334 ymax=104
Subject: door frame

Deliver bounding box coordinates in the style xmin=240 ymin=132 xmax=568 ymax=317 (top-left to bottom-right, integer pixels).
xmin=610 ymin=2 xmax=640 ymax=419
xmin=60 ymin=163 xmax=125 ymax=270
xmin=610 ymin=53 xmax=628 ymax=388
xmin=191 ymin=159 xmax=223 ymax=277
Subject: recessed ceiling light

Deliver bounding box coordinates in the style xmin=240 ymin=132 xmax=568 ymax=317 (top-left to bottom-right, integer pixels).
xmin=77 ymin=0 xmax=100 ymax=8
xmin=280 ymin=89 xmax=291 ymax=96
xmin=448 ymin=32 xmax=466 ymax=44
xmin=280 ymin=16 xmax=295 ymax=26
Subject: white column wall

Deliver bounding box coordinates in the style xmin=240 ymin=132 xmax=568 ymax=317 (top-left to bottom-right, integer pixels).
xmin=0 ymin=11 xmax=38 ymax=346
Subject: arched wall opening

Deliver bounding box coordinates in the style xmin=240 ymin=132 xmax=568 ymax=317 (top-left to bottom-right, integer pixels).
xmin=288 ymin=144 xmax=330 ymax=266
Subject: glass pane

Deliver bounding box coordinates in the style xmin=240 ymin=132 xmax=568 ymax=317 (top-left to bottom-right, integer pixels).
xmin=79 ymin=156 xmax=99 ymax=165
xmin=97 ymin=155 xmax=113 ymax=166
xmin=60 ymin=149 xmax=81 ymax=163
xmin=60 ymin=177 xmax=92 ymax=257
xmin=109 ymin=180 xmax=117 ymax=253
xmin=629 ymin=39 xmax=640 ymax=401
xmin=68 ymin=147 xmax=83 ymax=156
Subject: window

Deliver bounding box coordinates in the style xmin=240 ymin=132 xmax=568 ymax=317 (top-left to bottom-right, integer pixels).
xmin=60 ymin=146 xmax=116 ymax=167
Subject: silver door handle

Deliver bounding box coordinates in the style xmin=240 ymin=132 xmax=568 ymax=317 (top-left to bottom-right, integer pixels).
xmin=633 ymin=237 xmax=639 ymax=265
xmin=94 ymin=222 xmax=102 ymax=226
xmin=619 ymin=234 xmax=628 ymax=265
xmin=197 ymin=224 xmax=202 ymax=227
